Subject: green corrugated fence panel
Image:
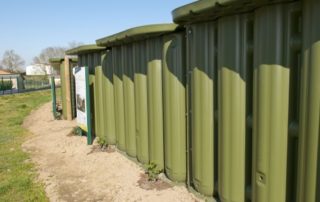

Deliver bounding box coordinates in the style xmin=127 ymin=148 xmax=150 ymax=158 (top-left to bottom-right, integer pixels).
xmin=163 ymin=33 xmax=186 ymax=182
xmin=187 ymin=22 xmax=215 ymax=196
xmin=113 ymin=46 xmax=126 ymax=151
xmin=94 ymin=68 xmax=100 ymax=138
xmin=80 ymin=55 xmax=86 ymax=67
xmin=253 ymin=66 xmax=289 ymax=202
xmin=95 ymin=66 xmax=105 ymax=140
xmin=89 ymin=75 xmax=96 ymax=136
xmin=60 ymin=63 xmax=67 ymax=120
xmin=147 ymin=37 xmax=164 ymax=169
xmin=122 ymin=44 xmax=136 ymax=157
xmin=88 ymin=54 xmax=94 ymax=74
xmin=217 ymin=14 xmax=253 ymax=201
xmin=297 ymin=0 xmax=320 ymax=201
xmin=251 ymin=3 xmax=301 ymax=202
xmin=134 ymin=41 xmax=149 ymax=164
xmin=70 ymin=65 xmax=76 ymax=119
xmin=102 ymin=50 xmax=116 ymax=145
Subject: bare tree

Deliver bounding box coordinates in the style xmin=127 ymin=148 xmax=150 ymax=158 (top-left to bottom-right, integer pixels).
xmin=33 ymin=47 xmax=66 ymax=64
xmin=0 ymin=50 xmax=25 ymax=72
xmin=68 ymin=41 xmax=84 ymax=49
xmin=32 ymin=42 xmax=83 ymax=75
xmin=33 ymin=41 xmax=84 ymax=65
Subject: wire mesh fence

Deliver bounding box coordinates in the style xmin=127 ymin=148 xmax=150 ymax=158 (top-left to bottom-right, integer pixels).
xmin=0 ymin=75 xmax=56 ymax=95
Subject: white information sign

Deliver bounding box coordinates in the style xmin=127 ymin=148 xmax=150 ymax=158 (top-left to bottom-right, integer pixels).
xmin=74 ymin=66 xmax=88 ymax=131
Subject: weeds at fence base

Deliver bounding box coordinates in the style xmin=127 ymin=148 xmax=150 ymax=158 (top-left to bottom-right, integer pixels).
xmin=67 ymin=127 xmax=82 ymax=136
xmin=54 ymin=111 xmax=62 ymax=120
xmin=97 ymin=138 xmax=107 ymax=148
xmin=138 ymin=173 xmax=172 ymax=191
xmin=143 ymin=162 xmax=163 ymax=182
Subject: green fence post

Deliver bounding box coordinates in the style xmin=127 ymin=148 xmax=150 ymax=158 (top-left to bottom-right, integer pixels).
xmin=50 ymin=76 xmax=57 ymax=119
xmin=85 ymin=66 xmax=93 ymax=145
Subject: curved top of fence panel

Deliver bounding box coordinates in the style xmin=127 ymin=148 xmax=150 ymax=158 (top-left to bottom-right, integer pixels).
xmin=65 ymin=45 xmax=106 ymax=56
xmin=96 ymin=23 xmax=180 ymax=47
xmin=172 ymin=0 xmax=295 ymax=24
xmin=49 ymin=58 xmax=78 ymax=64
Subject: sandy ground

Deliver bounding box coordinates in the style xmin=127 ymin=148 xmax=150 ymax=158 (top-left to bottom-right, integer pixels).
xmin=22 ymin=102 xmax=202 ymax=202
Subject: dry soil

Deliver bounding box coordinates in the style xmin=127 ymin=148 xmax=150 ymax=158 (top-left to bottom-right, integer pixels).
xmin=22 ymin=102 xmax=202 ymax=202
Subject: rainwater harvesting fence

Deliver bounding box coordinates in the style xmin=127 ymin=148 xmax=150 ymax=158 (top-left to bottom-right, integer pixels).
xmin=59 ymin=0 xmax=319 ymax=201
xmin=170 ymin=0 xmax=320 ymax=201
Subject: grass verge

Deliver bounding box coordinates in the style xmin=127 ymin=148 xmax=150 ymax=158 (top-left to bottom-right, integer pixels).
xmin=0 ymin=90 xmax=54 ymax=201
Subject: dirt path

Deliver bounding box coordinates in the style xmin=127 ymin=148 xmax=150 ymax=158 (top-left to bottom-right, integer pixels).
xmin=22 ymin=103 xmax=201 ymax=202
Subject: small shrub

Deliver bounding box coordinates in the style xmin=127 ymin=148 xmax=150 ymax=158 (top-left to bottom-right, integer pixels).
xmin=72 ymin=127 xmax=82 ymax=136
xmin=19 ymin=104 xmax=28 ymax=109
xmin=54 ymin=111 xmax=62 ymax=120
xmin=97 ymin=138 xmax=107 ymax=148
xmin=144 ymin=162 xmax=163 ymax=181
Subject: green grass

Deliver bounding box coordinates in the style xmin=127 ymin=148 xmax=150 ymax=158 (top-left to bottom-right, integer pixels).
xmin=0 ymin=90 xmax=54 ymax=201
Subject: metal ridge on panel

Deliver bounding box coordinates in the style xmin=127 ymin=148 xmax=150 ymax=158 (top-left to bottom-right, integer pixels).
xmin=96 ymin=24 xmax=180 ymax=47
xmin=65 ymin=44 xmax=105 ymax=55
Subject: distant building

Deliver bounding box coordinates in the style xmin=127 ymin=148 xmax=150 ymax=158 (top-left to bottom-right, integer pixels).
xmin=26 ymin=64 xmax=54 ymax=75
xmin=0 ymin=69 xmax=14 ymax=75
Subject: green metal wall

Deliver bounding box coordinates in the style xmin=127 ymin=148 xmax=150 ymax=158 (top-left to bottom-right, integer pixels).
xmin=133 ymin=41 xmax=149 ymax=164
xmin=94 ymin=66 xmax=105 ymax=141
xmin=146 ymin=37 xmax=164 ymax=169
xmin=89 ymin=75 xmax=95 ymax=136
xmin=101 ymin=50 xmax=116 ymax=145
xmin=163 ymin=33 xmax=187 ymax=182
xmin=55 ymin=1 xmax=320 ymax=201
xmin=122 ymin=44 xmax=137 ymax=157
xmin=186 ymin=22 xmax=215 ymax=196
xmin=113 ymin=46 xmax=126 ymax=151
xmin=181 ymin=1 xmax=306 ymax=201
xmin=60 ymin=63 xmax=67 ymax=120
xmin=252 ymin=4 xmax=294 ymax=202
xmin=297 ymin=0 xmax=320 ymax=201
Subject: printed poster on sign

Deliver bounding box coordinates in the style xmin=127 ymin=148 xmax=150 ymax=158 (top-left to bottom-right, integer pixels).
xmin=74 ymin=66 xmax=88 ymax=131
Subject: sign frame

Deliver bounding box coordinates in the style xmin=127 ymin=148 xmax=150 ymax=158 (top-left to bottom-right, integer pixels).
xmin=74 ymin=66 xmax=92 ymax=145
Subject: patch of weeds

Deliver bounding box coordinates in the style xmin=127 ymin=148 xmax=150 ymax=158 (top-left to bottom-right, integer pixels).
xmin=54 ymin=111 xmax=62 ymax=120
xmin=144 ymin=162 xmax=163 ymax=181
xmin=18 ymin=104 xmax=28 ymax=109
xmin=97 ymin=138 xmax=107 ymax=149
xmin=68 ymin=127 xmax=82 ymax=136
xmin=137 ymin=173 xmax=172 ymax=191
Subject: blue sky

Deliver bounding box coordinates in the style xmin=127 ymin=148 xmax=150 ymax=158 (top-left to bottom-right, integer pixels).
xmin=0 ymin=0 xmax=193 ymax=65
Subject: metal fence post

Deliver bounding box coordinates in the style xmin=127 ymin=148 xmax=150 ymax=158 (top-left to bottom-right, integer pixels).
xmin=50 ymin=76 xmax=57 ymax=119
xmin=10 ymin=77 xmax=12 ymax=94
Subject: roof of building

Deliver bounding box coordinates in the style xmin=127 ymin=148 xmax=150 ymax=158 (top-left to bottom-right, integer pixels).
xmin=96 ymin=23 xmax=180 ymax=47
xmin=65 ymin=45 xmax=105 ymax=55
xmin=0 ymin=69 xmax=14 ymax=75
